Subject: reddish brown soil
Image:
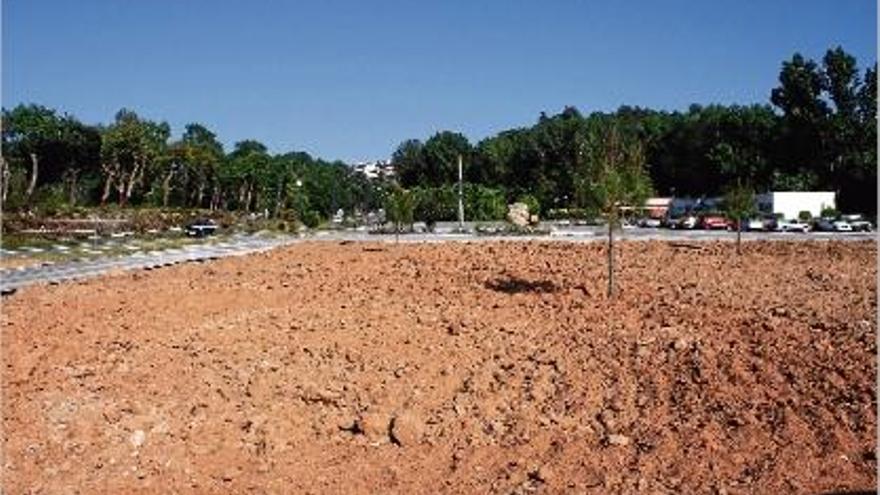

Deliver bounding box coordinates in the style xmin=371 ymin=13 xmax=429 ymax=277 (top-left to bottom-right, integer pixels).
xmin=2 ymin=241 xmax=876 ymax=494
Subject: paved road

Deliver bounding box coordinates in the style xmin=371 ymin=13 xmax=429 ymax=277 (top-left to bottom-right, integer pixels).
xmin=0 ymin=234 xmax=298 ymax=294
xmin=1 ymin=229 xmax=873 ymax=294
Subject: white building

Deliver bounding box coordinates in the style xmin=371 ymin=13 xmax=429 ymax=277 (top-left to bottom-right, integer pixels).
xmin=353 ymin=160 xmax=395 ymax=180
xmin=755 ymin=191 xmax=836 ymax=220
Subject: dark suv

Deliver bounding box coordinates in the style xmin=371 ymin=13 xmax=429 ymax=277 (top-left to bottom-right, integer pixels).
xmin=185 ymin=218 xmax=218 ymax=237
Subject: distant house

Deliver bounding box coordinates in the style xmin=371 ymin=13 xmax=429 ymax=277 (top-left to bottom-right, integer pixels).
xmin=755 ymin=191 xmax=835 ymax=220
xmin=353 ymin=160 xmax=395 ymax=180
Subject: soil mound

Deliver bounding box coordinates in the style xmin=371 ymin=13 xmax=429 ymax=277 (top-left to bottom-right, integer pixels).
xmin=2 ymin=241 xmax=875 ymax=493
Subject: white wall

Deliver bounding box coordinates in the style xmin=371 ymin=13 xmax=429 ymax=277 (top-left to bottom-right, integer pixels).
xmin=756 ymin=192 xmax=836 ymax=219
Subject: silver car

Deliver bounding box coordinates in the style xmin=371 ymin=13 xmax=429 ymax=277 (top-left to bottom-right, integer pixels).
xmin=775 ymin=219 xmax=810 ymax=233
xmin=841 ymin=215 xmax=872 ymax=232
xmin=814 ymin=218 xmax=853 ymax=232
xmin=746 ymin=218 xmax=765 ymax=231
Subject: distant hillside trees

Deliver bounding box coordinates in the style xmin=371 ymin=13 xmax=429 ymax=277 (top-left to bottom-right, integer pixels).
xmin=391 ymin=46 xmax=876 ymax=215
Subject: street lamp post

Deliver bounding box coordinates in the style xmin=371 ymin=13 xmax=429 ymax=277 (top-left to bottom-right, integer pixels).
xmin=295 ymin=179 xmax=304 ymax=227
xmin=457 ymin=154 xmax=464 ymax=231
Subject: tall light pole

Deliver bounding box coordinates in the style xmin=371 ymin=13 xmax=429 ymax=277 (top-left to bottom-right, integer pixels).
xmin=295 ymin=179 xmax=304 ymax=226
xmin=457 ymin=154 xmax=464 ymax=231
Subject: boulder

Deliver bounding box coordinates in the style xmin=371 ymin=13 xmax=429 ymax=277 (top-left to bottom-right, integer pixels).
xmin=507 ymin=203 xmax=531 ymax=227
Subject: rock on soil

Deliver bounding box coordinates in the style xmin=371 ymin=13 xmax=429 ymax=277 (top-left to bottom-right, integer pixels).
xmin=389 ymin=412 xmax=423 ymax=446
xmin=129 ymin=429 xmax=146 ymax=448
xmin=606 ymin=434 xmax=631 ymax=447
xmin=357 ymin=411 xmax=391 ymax=443
xmin=1 ymin=241 xmax=876 ymax=493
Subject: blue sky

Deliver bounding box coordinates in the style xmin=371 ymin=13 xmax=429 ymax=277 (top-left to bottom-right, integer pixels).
xmin=3 ymin=1 xmax=876 ymax=162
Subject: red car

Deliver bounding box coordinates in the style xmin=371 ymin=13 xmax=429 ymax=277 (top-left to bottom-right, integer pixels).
xmin=699 ymin=215 xmax=733 ymax=230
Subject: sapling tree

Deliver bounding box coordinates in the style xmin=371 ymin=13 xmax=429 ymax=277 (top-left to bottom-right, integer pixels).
xmin=384 ymin=185 xmax=415 ymax=243
xmin=724 ymin=181 xmax=756 ymax=255
xmin=576 ymin=125 xmax=652 ymax=298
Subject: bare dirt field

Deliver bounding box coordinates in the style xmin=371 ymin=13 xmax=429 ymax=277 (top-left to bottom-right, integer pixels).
xmin=1 ymin=241 xmax=876 ymax=494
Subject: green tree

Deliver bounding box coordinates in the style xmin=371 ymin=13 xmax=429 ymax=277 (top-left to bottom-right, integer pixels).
xmin=384 ymin=185 xmax=415 ymax=242
xmin=413 ymin=185 xmax=456 ymax=229
xmin=471 ymin=133 xmax=516 ymax=186
xmin=770 ymin=54 xmax=829 ymax=187
xmin=391 ymin=139 xmax=426 ymax=187
xmin=576 ymin=125 xmax=652 ymax=297
xmin=223 ymin=140 xmax=270 ymax=212
xmin=821 ymin=49 xmax=876 ymax=214
xmin=421 ymin=131 xmax=472 ymax=187
xmin=100 ymin=109 xmax=170 ymax=206
xmin=178 ymin=123 xmax=224 ymax=208
xmin=0 ymin=104 xmax=99 ymax=206
xmin=723 ymin=181 xmax=755 ymax=255
xmin=823 ymin=47 xmax=860 ymax=118
xmin=466 ymin=185 xmax=507 ymax=221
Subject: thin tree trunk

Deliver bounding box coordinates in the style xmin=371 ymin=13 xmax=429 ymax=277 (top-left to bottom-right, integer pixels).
xmin=196 ymin=183 xmax=205 ymax=208
xmin=67 ymin=169 xmax=79 ymax=206
xmin=238 ymin=183 xmax=247 ymax=210
xmin=0 ymin=155 xmax=9 ymax=206
xmin=607 ymin=219 xmax=615 ymax=298
xmin=162 ymin=170 xmax=175 ymax=207
xmin=124 ymin=159 xmax=145 ymax=205
xmin=26 ymin=152 xmax=38 ymax=200
xmin=274 ymin=177 xmax=283 ymax=218
xmin=117 ymin=177 xmax=126 ymax=206
xmin=736 ymin=222 xmax=742 ymax=255
xmin=101 ymin=171 xmax=115 ymax=206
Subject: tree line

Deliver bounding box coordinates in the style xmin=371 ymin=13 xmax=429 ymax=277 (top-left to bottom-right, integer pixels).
xmin=1 ymin=46 xmax=876 ymax=225
xmin=1 ymin=107 xmax=382 ymax=225
xmin=392 ymin=46 xmax=876 ymax=215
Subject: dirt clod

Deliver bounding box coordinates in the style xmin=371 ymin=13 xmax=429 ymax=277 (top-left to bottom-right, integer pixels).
xmin=389 ymin=412 xmax=423 ymax=446
xmin=357 ymin=411 xmax=391 ymax=442
xmin=607 ymin=434 xmax=631 ymax=446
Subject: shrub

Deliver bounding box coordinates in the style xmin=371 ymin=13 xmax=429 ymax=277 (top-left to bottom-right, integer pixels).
xmin=413 ymin=186 xmax=456 ymax=227
xmin=797 ymin=210 xmax=812 ymax=221
xmin=32 ymin=184 xmax=69 ymax=216
xmin=300 ymin=210 xmax=322 ymax=229
xmin=821 ymin=207 xmax=839 ymax=218
xmin=466 ymin=185 xmax=507 ymax=221
xmin=384 ymin=186 xmax=415 ymax=234
xmin=515 ymin=194 xmax=541 ymax=217
xmin=411 ymin=185 xmax=506 ymax=225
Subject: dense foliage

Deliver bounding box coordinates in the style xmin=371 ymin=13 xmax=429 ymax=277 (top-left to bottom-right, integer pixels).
xmin=1 ymin=46 xmax=875 ymax=224
xmin=393 ymin=47 xmax=876 ymax=214
xmin=1 ymin=109 xmax=383 ymax=223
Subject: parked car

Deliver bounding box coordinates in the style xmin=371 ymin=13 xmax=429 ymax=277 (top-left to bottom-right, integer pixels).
xmin=831 ymin=220 xmax=853 ymax=232
xmin=698 ymin=214 xmax=733 ymax=230
xmin=639 ymin=218 xmax=662 ymax=228
xmin=665 ymin=214 xmax=698 ymax=229
xmin=185 ymin=218 xmax=218 ymax=237
xmin=814 ymin=218 xmax=853 ymax=232
xmin=840 ymin=214 xmax=872 ymax=232
xmin=761 ymin=215 xmax=780 ymax=231
xmin=660 ymin=216 xmax=677 ymax=229
xmin=746 ymin=218 xmax=766 ymax=231
xmin=775 ymin=219 xmax=811 ymax=233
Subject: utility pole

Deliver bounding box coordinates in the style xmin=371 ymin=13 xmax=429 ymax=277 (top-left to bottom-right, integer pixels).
xmin=457 ymin=154 xmax=465 ymax=231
